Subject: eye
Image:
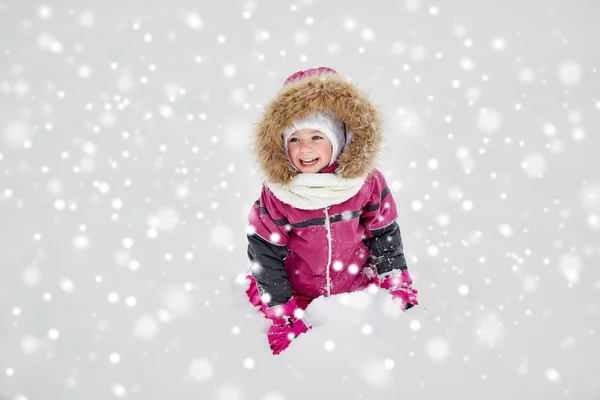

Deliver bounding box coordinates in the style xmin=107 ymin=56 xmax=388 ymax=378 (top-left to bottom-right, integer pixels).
xmin=289 ymin=137 xmax=299 ymax=143
xmin=312 ymin=135 xmax=323 ymax=140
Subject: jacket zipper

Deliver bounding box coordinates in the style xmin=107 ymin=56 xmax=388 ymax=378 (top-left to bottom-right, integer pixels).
xmin=324 ymin=206 xmax=333 ymax=296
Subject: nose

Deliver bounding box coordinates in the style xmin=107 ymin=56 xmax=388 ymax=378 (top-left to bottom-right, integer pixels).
xmin=299 ymin=140 xmax=313 ymax=152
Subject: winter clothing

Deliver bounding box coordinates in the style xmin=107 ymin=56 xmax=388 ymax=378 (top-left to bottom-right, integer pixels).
xmin=246 ymin=67 xmax=418 ymax=354
xmin=267 ymin=320 xmax=310 ymax=355
xmin=264 ymin=298 xmax=310 ymax=355
xmin=248 ymin=166 xmax=407 ymax=305
xmin=253 ymin=67 xmax=381 ymax=186
xmin=283 ymin=66 xmax=338 ymax=86
xmin=246 ymin=275 xmax=310 ymax=355
xmin=380 ymin=270 xmax=419 ymax=311
xmin=283 ymin=111 xmax=347 ymax=169
xmin=265 ymin=163 xmax=366 ymax=210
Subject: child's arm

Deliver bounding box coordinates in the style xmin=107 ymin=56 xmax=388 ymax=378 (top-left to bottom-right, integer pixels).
xmin=360 ymin=170 xmax=418 ymax=309
xmin=247 ymin=186 xmax=293 ymax=307
xmin=247 ymin=187 xmax=310 ymax=355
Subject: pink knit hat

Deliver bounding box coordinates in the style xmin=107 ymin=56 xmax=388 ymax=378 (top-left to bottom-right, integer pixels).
xmin=282 ymin=67 xmax=348 ymax=168
xmin=283 ymin=66 xmax=338 ymax=85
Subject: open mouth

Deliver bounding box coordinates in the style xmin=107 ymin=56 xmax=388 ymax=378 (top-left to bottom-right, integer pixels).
xmin=300 ymin=157 xmax=319 ymax=166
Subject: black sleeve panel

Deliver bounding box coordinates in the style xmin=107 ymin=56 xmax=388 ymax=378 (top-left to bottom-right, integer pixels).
xmin=369 ymin=221 xmax=408 ymax=276
xmin=247 ymin=233 xmax=292 ymax=306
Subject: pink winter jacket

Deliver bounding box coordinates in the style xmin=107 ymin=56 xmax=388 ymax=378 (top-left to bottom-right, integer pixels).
xmin=248 ymin=167 xmax=410 ymax=308
xmin=247 ymin=67 xmax=417 ymax=310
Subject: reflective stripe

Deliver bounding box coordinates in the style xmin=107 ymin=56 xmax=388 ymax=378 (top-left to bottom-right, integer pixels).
xmin=256 ymin=200 xmax=361 ymax=228
xmin=255 ymin=199 xmax=289 ymax=226
xmin=324 ymin=206 xmax=333 ymax=296
xmin=365 ymin=187 xmax=391 ymax=212
xmin=291 ymin=217 xmax=326 ymax=228
xmin=329 ymin=209 xmax=362 ymax=223
xmin=289 ymin=209 xmax=362 ymax=228
xmin=272 ymin=218 xmax=290 ymax=227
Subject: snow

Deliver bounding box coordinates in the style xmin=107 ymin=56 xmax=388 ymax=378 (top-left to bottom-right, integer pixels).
xmin=558 ymin=62 xmax=582 ymax=86
xmin=580 ymin=184 xmax=600 ymax=210
xmin=3 ymin=121 xmax=31 ymax=148
xmin=107 ymin=292 xmax=119 ymax=303
xmin=210 ymin=224 xmax=234 ymax=248
xmin=545 ymin=368 xmax=561 ymax=383
xmin=521 ymin=152 xmax=547 ymax=178
xmin=189 ymin=358 xmax=213 ymax=382
xmin=184 ymin=13 xmax=203 ymax=30
xmin=396 ymin=107 xmax=423 ymax=136
xmin=161 ymin=286 xmax=194 ymax=315
xmin=462 ymin=199 xmax=474 ymax=211
xmin=521 ymin=276 xmax=539 ymax=293
xmin=60 ymin=278 xmax=75 ymax=293
xmin=323 ymin=340 xmax=335 ymax=351
xmin=343 ymin=18 xmax=357 ymax=31
xmin=332 ymin=260 xmax=343 ymax=271
xmin=411 ymin=199 xmax=423 ymax=211
xmin=360 ymin=28 xmax=375 ymax=42
xmin=109 ymin=353 xmax=121 ymax=364
xmin=47 ymin=329 xmax=60 ymax=340
xmin=557 ymin=253 xmax=582 ymax=283
xmin=37 ymin=5 xmax=52 ymax=20
xmin=476 ymin=109 xmax=502 ymax=133
xmin=147 ymin=207 xmax=179 ymax=231
xmin=243 ymin=358 xmax=255 ymax=369
xmin=262 ymin=392 xmax=286 ymax=400
xmin=223 ymin=64 xmax=237 ymax=78
xmin=405 ymin=0 xmax=422 ymax=12
xmin=132 ymin=315 xmax=159 ymax=340
xmin=19 ymin=336 xmax=40 ymax=355
xmin=409 ymin=319 xmax=421 ymax=331
xmin=110 ymin=384 xmax=127 ymax=398
xmin=476 ymin=313 xmax=504 ymax=346
xmin=79 ymin=11 xmax=96 ymax=27
xmin=21 ymin=268 xmax=41 ymax=286
xmin=214 ymin=386 xmax=244 ymax=400
xmin=588 ymin=213 xmax=600 ymax=230
xmin=427 ymin=245 xmax=439 ymax=256
xmin=491 ymin=37 xmax=507 ymax=52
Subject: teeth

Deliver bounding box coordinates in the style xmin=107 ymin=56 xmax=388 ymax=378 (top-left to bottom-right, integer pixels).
xmin=301 ymin=158 xmax=317 ymax=162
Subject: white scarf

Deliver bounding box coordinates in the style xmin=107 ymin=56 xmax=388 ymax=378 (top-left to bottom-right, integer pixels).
xmin=266 ymin=173 xmax=367 ymax=210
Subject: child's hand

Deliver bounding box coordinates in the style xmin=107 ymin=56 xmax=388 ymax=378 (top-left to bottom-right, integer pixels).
xmin=264 ymin=299 xmax=310 ymax=355
xmin=267 ymin=318 xmax=309 ymax=355
xmin=380 ymin=270 xmax=419 ymax=312
xmin=389 ymin=288 xmax=418 ymax=311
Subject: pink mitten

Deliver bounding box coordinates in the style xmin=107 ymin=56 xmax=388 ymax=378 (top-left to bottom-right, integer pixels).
xmin=264 ymin=299 xmax=310 ymax=355
xmin=267 ymin=319 xmax=309 ymax=355
xmin=380 ymin=270 xmax=419 ymax=311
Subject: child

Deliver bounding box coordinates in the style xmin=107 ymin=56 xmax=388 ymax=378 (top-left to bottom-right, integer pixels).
xmin=245 ymin=67 xmax=418 ymax=355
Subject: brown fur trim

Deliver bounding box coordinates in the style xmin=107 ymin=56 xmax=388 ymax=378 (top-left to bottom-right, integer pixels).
xmin=254 ymin=73 xmax=382 ymax=185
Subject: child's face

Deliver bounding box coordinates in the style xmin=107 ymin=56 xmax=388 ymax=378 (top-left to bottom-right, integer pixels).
xmin=287 ymin=129 xmax=333 ymax=173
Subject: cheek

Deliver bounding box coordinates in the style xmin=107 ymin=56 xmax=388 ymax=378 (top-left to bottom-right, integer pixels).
xmin=318 ymin=144 xmax=332 ymax=159
xmin=287 ymin=146 xmax=297 ymax=159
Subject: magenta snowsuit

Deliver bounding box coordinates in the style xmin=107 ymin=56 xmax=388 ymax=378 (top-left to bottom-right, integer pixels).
xmin=246 ymin=67 xmax=418 ymax=320
xmin=248 ymin=166 xmax=410 ymax=309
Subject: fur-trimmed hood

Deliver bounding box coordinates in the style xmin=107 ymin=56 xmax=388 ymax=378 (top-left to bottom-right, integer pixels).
xmin=253 ymin=69 xmax=382 ymax=186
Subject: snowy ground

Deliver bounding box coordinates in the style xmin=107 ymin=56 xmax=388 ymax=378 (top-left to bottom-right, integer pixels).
xmin=1 ymin=0 xmax=599 ymax=399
